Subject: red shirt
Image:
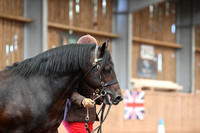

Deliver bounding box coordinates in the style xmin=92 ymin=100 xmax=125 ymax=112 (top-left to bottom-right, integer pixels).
xmin=63 ymin=121 xmax=93 ymax=133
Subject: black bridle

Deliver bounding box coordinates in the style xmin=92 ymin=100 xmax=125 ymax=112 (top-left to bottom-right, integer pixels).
xmin=82 ymin=44 xmax=118 ymax=98
xmin=82 ymin=44 xmax=118 ymax=133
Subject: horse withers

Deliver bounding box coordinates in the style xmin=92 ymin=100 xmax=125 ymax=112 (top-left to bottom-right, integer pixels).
xmin=0 ymin=42 xmax=123 ymax=133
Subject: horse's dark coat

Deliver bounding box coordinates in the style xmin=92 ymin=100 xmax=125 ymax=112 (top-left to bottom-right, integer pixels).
xmin=0 ymin=43 xmax=122 ymax=133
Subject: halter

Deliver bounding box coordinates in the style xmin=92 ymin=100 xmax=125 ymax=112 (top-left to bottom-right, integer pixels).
xmin=82 ymin=44 xmax=118 ymax=133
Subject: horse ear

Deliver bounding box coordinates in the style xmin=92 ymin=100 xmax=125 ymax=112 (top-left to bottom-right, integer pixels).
xmin=99 ymin=40 xmax=109 ymax=57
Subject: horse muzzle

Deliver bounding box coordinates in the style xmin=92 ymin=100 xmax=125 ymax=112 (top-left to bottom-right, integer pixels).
xmin=104 ymin=92 xmax=123 ymax=105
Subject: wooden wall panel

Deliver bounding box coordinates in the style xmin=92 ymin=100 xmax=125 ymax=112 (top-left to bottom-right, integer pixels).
xmin=132 ymin=2 xmax=177 ymax=82
xmin=97 ymin=91 xmax=200 ymax=133
xmin=47 ymin=0 xmax=113 ymax=49
xmin=132 ymin=43 xmax=176 ymax=81
xmin=48 ymin=0 xmax=112 ymax=31
xmin=0 ymin=0 xmax=23 ymax=16
xmin=58 ymin=91 xmax=200 ymax=133
xmin=47 ymin=28 xmax=111 ymax=51
xmin=133 ymin=2 xmax=176 ymax=42
xmin=0 ymin=0 xmax=24 ymax=70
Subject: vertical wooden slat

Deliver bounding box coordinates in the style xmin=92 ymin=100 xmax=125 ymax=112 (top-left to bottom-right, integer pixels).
xmin=0 ymin=19 xmax=2 ymax=69
xmin=13 ymin=22 xmax=16 ymax=63
xmin=55 ymin=29 xmax=60 ymax=47
xmin=60 ymin=0 xmax=64 ymax=25
xmin=7 ymin=21 xmax=11 ymax=66
xmin=57 ymin=0 xmax=62 ymax=24
xmin=10 ymin=0 xmax=15 ymax=16
xmin=98 ymin=0 xmax=103 ymax=31
xmin=17 ymin=23 xmax=23 ymax=62
xmin=48 ymin=0 xmax=52 ymax=22
xmin=48 ymin=28 xmax=52 ymax=49
xmin=3 ymin=0 xmax=7 ymax=14
xmin=52 ymin=0 xmax=56 ymax=23
xmin=19 ymin=0 xmax=23 ymax=17
xmin=9 ymin=21 xmax=13 ymax=66
xmin=52 ymin=30 xmax=56 ymax=48
xmin=16 ymin=0 xmax=20 ymax=16
xmin=73 ymin=0 xmax=76 ymax=26
xmin=2 ymin=20 xmax=6 ymax=68
xmin=0 ymin=0 xmax=2 ymax=14
xmin=65 ymin=0 xmax=69 ymax=25
xmin=195 ymin=26 xmax=200 ymax=92
xmin=4 ymin=20 xmax=8 ymax=66
xmin=106 ymin=0 xmax=112 ymax=32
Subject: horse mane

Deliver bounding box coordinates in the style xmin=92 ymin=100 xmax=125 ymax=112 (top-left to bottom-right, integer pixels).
xmin=7 ymin=44 xmax=96 ymax=77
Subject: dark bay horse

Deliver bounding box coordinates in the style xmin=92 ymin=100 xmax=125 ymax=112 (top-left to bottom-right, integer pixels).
xmin=0 ymin=42 xmax=122 ymax=133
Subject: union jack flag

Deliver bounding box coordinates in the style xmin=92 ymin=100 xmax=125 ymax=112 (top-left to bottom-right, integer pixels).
xmin=124 ymin=90 xmax=145 ymax=120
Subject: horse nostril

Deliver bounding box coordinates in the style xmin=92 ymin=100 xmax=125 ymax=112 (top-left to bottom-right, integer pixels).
xmin=115 ymin=95 xmax=123 ymax=102
xmin=113 ymin=95 xmax=123 ymax=105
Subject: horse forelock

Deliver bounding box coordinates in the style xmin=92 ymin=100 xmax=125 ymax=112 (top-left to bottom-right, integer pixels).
xmin=8 ymin=44 xmax=96 ymax=77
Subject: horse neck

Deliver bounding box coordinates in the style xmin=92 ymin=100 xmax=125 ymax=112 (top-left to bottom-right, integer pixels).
xmin=48 ymin=72 xmax=83 ymax=96
xmin=45 ymin=72 xmax=83 ymax=122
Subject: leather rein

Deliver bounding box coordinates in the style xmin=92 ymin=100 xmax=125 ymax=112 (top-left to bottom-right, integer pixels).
xmin=82 ymin=45 xmax=118 ymax=133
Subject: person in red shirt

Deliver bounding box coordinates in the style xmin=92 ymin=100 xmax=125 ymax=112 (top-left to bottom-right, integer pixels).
xmin=62 ymin=35 xmax=99 ymax=133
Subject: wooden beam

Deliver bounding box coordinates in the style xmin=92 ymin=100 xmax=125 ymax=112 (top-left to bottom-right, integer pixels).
xmin=196 ymin=47 xmax=200 ymax=52
xmin=48 ymin=22 xmax=119 ymax=38
xmin=132 ymin=36 xmax=183 ymax=49
xmin=0 ymin=14 xmax=32 ymax=23
xmin=131 ymin=78 xmax=183 ymax=91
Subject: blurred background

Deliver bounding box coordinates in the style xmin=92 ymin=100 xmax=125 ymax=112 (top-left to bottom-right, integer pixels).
xmin=0 ymin=0 xmax=200 ymax=132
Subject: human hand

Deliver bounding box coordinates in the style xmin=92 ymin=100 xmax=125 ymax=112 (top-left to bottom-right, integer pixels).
xmin=82 ymin=98 xmax=95 ymax=108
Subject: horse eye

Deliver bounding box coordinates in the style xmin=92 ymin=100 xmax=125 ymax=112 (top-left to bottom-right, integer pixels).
xmin=103 ymin=66 xmax=111 ymax=74
xmin=105 ymin=66 xmax=110 ymax=70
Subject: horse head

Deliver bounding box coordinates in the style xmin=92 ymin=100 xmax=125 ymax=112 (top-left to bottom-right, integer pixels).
xmin=82 ymin=41 xmax=123 ymax=105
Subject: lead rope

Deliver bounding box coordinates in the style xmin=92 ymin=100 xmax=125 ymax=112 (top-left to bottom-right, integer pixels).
xmin=85 ymin=106 xmax=91 ymax=133
xmin=85 ymin=104 xmax=111 ymax=133
xmin=92 ymin=103 xmax=111 ymax=133
xmin=85 ymin=97 xmax=112 ymax=133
